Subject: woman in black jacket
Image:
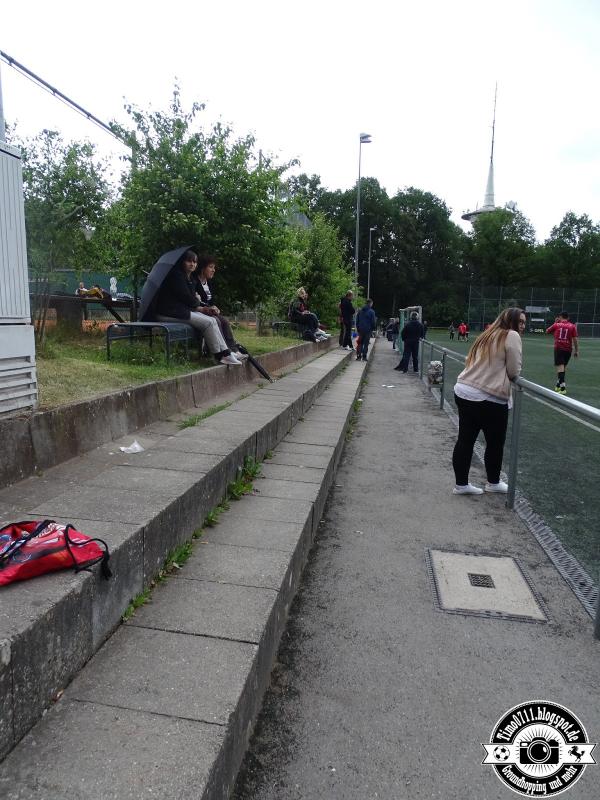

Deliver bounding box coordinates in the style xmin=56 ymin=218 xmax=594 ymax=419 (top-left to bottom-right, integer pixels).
xmin=155 ymin=250 xmax=241 ymax=365
xmin=194 ymin=255 xmax=245 ymax=356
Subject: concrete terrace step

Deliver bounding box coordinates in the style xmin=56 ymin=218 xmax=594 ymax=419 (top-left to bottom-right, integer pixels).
xmin=0 ymin=346 xmax=359 ymax=765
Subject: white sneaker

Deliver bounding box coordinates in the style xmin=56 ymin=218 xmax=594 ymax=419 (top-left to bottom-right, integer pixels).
xmin=318 ymin=330 xmax=331 ymax=338
xmin=234 ymin=351 xmax=249 ymax=360
xmin=484 ymin=481 xmax=508 ymax=493
xmin=453 ymin=483 xmax=484 ymax=495
xmin=220 ymin=353 xmax=242 ymax=365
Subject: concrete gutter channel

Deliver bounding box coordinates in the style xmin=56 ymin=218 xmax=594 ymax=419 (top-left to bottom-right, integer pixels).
xmin=0 ymin=345 xmax=368 ymax=798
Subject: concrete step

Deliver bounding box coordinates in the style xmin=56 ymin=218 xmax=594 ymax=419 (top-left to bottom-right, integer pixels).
xmin=0 ymin=346 xmax=357 ymax=763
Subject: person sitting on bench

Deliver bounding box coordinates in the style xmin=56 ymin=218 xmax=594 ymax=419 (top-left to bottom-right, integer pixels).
xmin=288 ymin=287 xmax=330 ymax=342
xmin=155 ymin=250 xmax=241 ymax=365
xmin=194 ymin=255 xmax=247 ymax=359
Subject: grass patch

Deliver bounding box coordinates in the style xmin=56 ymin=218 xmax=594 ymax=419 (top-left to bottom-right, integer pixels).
xmin=178 ymin=402 xmax=231 ymax=429
xmin=227 ymin=456 xmax=262 ymax=500
xmin=35 ymin=326 xmax=298 ymax=410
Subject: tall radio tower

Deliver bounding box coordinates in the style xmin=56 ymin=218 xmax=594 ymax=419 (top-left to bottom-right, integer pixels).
xmin=462 ymin=85 xmax=499 ymax=224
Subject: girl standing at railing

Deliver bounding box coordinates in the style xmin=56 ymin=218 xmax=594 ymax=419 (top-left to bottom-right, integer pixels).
xmin=452 ymin=308 xmax=526 ymax=495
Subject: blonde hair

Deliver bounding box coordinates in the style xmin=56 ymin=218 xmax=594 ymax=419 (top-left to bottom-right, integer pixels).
xmin=465 ymin=308 xmax=524 ymax=368
xmin=297 ymin=287 xmax=307 ymax=299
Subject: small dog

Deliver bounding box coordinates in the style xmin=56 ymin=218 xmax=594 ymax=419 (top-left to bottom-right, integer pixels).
xmin=427 ymin=360 xmax=444 ymax=385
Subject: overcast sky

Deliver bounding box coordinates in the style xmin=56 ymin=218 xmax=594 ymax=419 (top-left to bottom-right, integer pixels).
xmin=2 ymin=0 xmax=599 ymax=241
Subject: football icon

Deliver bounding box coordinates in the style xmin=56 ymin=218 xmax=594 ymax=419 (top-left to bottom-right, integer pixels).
xmin=494 ymin=746 xmax=510 ymax=761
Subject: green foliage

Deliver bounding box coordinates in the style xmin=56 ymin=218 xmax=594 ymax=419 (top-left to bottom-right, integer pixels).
xmin=13 ymin=129 xmax=111 ymax=275
xmin=177 ymin=402 xmax=231 ymax=429
xmin=288 ymin=176 xmax=468 ymax=319
xmin=227 ymin=456 xmax=261 ymax=500
xmin=290 ymin=213 xmax=354 ymax=326
xmin=538 ymin=212 xmax=600 ymax=288
xmin=110 ymin=88 xmax=293 ymax=308
xmin=469 ymin=208 xmax=536 ymax=287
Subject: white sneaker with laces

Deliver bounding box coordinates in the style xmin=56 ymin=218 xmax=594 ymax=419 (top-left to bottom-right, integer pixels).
xmin=220 ymin=353 xmax=242 ymax=365
xmin=484 ymin=481 xmax=508 ymax=493
xmin=453 ymin=483 xmax=484 ymax=495
xmin=234 ymin=351 xmax=249 ymax=360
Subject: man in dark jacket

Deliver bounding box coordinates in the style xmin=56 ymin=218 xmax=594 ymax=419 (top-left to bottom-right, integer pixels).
xmin=339 ymin=290 xmax=355 ymax=350
xmin=355 ymin=299 xmax=376 ymax=361
xmin=394 ymin=312 xmax=424 ymax=372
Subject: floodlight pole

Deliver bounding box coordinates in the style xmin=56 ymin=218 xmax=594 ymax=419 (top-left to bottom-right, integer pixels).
xmin=367 ymin=226 xmax=377 ymax=299
xmin=354 ymin=133 xmax=371 ymax=285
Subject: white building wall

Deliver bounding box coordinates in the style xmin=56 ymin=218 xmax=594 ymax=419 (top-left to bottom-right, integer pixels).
xmin=0 ymin=140 xmax=38 ymax=414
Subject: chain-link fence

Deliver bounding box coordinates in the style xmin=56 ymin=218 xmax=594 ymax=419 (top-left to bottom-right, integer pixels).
xmin=467 ymin=286 xmax=600 ymax=333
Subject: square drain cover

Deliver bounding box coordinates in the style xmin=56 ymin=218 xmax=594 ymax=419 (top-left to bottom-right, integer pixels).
xmin=426 ymin=550 xmax=548 ymax=623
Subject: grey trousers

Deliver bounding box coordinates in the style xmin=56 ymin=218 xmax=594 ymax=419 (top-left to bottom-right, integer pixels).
xmin=156 ymin=312 xmax=227 ymax=354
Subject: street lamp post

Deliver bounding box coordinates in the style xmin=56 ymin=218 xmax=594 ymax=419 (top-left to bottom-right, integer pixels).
xmin=367 ymin=226 xmax=377 ymax=299
xmin=354 ymin=132 xmax=372 ymax=285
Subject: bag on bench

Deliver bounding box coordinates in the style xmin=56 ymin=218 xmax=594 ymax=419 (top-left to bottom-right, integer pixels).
xmin=0 ymin=519 xmax=111 ymax=586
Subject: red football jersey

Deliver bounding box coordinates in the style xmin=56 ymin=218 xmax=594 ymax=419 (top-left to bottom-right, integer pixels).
xmin=546 ymin=321 xmax=578 ymax=351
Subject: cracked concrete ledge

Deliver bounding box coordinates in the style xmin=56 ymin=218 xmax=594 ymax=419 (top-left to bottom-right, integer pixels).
xmin=0 ymin=339 xmax=333 ymax=491
xmin=0 ymin=354 xmax=368 ymax=799
xmin=0 ymin=345 xmax=359 ymax=769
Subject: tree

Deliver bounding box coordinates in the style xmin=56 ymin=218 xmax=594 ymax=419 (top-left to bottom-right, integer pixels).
xmin=290 ymin=213 xmax=354 ymax=327
xmin=13 ymin=129 xmax=110 ymax=275
xmin=540 ymin=212 xmax=600 ymax=288
xmin=468 ymin=208 xmax=536 ymax=288
xmin=111 ymin=89 xmax=293 ymax=310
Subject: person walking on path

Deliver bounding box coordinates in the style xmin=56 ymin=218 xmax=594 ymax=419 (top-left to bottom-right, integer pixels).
xmin=546 ymin=311 xmax=579 ymax=394
xmin=394 ymin=312 xmax=424 ymax=372
xmin=355 ymin=299 xmax=376 ymax=361
xmin=339 ymin=290 xmax=355 ymax=350
xmin=448 ymin=322 xmax=455 ymax=340
xmin=452 ymin=307 xmax=526 ymax=495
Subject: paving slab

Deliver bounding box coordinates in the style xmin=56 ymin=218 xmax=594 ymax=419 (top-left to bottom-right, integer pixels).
xmin=266 ymin=450 xmax=333 ymax=469
xmin=66 ymin=625 xmax=257 ymax=725
xmin=30 ymin=484 xmax=173 ymax=526
xmin=221 ymin=495 xmax=314 ymax=524
xmin=178 ymin=541 xmax=290 ymax=590
xmin=202 ymin=517 xmax=310 ymax=553
xmin=259 ymin=462 xmax=328 ymax=484
xmin=252 ymin=477 xmax=321 ymax=502
xmin=127 ymin=577 xmax=278 ymax=642
xmin=0 ymin=700 xmax=226 ymax=800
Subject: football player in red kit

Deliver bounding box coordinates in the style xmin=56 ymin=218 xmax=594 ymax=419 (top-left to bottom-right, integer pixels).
xmin=546 ymin=311 xmax=579 ymax=394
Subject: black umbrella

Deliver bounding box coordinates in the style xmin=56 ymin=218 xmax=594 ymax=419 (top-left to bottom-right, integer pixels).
xmin=237 ymin=344 xmax=274 ymax=382
xmin=138 ymin=245 xmax=194 ymax=322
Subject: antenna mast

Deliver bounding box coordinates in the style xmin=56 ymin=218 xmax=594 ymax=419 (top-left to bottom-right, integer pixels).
xmin=490 ymin=83 xmax=497 ymax=164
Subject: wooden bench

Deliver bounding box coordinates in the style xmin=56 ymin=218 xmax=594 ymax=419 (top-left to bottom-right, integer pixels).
xmin=106 ymin=322 xmax=203 ymax=363
xmin=271 ymin=320 xmax=303 ymax=338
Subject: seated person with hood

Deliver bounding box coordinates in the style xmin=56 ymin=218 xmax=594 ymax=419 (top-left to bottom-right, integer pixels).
xmin=288 ymin=287 xmax=330 ymax=342
xmin=154 ymin=249 xmax=242 ymax=365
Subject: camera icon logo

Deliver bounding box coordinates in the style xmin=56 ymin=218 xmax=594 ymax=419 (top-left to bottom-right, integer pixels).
xmin=519 ymin=736 xmax=560 ymax=765
xmin=482 ymin=700 xmax=596 ymax=796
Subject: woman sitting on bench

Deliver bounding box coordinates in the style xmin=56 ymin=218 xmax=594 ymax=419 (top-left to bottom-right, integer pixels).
xmin=155 ymin=250 xmax=242 ymax=365
xmin=289 ymin=288 xmax=330 ymax=342
xmin=194 ymin=255 xmax=246 ymax=358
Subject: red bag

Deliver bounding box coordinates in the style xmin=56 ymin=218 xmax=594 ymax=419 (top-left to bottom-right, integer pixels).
xmin=0 ymin=520 xmax=111 ymax=586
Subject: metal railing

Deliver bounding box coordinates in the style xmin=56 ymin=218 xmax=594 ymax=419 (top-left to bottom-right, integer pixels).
xmin=419 ymin=338 xmax=600 ymax=637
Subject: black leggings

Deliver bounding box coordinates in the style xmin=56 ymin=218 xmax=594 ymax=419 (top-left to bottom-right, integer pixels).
xmin=291 ymin=312 xmax=319 ymax=333
xmin=452 ymin=395 xmax=509 ymax=485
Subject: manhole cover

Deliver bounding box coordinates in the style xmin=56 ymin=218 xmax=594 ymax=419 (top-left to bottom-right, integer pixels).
xmin=426 ymin=549 xmax=548 ymax=623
